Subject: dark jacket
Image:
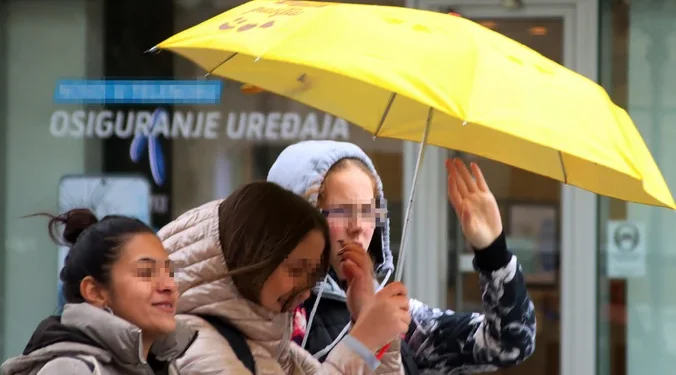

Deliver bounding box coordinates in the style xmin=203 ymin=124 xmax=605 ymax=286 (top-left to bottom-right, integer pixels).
xmin=300 ymin=233 xmax=536 ymax=375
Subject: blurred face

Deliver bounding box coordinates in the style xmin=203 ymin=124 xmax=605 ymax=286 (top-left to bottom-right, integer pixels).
xmin=259 ymin=229 xmax=326 ymax=313
xmin=85 ymin=233 xmax=178 ymax=340
xmin=320 ymin=165 xmax=377 ymax=280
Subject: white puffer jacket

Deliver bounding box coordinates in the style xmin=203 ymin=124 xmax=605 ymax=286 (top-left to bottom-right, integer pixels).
xmin=158 ymin=199 xmax=404 ymax=375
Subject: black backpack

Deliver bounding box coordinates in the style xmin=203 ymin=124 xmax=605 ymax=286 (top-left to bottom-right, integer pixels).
xmin=197 ymin=314 xmax=257 ymax=374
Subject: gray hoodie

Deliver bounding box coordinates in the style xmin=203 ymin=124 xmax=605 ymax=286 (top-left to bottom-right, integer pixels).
xmin=1 ymin=303 xmax=197 ymax=375
xmin=267 ymin=139 xmax=394 ymax=305
xmin=268 ymin=140 xmax=537 ymax=375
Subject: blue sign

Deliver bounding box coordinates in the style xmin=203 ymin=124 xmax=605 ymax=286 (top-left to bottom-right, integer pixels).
xmin=53 ymin=79 xmax=222 ymax=105
xmin=129 ymin=108 xmax=169 ymax=186
xmin=52 ymin=79 xmax=224 ymax=188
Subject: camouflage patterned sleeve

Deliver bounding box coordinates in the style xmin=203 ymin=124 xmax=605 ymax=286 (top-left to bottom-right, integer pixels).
xmin=404 ymin=233 xmax=537 ymax=375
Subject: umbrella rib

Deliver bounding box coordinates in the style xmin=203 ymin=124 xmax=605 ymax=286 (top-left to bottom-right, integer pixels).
xmin=558 ymin=151 xmax=568 ymax=184
xmin=373 ymin=93 xmax=396 ymax=138
xmin=205 ymin=53 xmax=239 ymax=76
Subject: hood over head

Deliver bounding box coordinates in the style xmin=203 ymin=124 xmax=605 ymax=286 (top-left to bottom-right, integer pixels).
xmin=157 ymin=199 xmax=294 ymax=360
xmin=267 ymin=140 xmax=393 ymax=301
xmin=1 ymin=303 xmax=196 ymax=375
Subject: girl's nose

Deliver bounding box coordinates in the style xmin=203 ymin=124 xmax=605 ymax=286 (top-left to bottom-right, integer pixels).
xmin=347 ymin=211 xmax=365 ymax=233
xmin=157 ymin=271 xmax=177 ymax=293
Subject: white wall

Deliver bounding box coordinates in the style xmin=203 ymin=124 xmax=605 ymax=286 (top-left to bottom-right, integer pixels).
xmin=2 ymin=0 xmax=101 ymax=360
xmin=626 ymin=2 xmax=676 ymax=373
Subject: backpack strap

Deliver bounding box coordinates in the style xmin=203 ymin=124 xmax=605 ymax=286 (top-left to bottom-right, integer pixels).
xmin=196 ymin=314 xmax=257 ymax=375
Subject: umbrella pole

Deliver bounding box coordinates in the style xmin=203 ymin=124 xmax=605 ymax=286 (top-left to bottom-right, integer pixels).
xmin=394 ymin=108 xmax=433 ymax=282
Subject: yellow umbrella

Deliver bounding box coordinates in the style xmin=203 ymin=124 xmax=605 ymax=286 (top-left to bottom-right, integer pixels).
xmin=151 ymin=0 xmax=674 ymax=280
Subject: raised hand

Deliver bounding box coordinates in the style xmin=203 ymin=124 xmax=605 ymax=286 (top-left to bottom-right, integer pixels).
xmin=446 ymin=158 xmax=503 ymax=250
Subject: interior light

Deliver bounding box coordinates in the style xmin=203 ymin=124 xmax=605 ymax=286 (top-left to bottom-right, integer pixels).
xmin=480 ymin=21 xmax=498 ymax=29
xmin=529 ymin=26 xmax=548 ymax=36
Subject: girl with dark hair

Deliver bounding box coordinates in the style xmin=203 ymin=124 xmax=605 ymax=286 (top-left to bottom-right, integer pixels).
xmin=159 ymin=181 xmax=408 ymax=375
xmin=1 ymin=209 xmax=197 ymax=375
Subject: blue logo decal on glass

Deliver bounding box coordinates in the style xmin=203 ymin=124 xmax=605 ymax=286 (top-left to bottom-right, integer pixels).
xmin=129 ymin=108 xmax=168 ymax=186
xmin=54 ymin=79 xmax=223 ymax=187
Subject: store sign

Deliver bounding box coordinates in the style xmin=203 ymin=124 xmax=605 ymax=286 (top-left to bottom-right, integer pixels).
xmin=225 ymin=111 xmax=349 ymax=140
xmin=48 ymin=108 xmax=350 ymax=141
xmin=606 ymin=220 xmax=646 ymax=279
xmin=52 ymin=78 xmax=351 ymax=227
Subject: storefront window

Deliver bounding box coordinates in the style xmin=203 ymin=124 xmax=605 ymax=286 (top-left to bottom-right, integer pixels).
xmin=598 ymin=1 xmax=676 ymax=374
xmin=1 ymin=0 xmax=106 ymax=359
xmin=446 ymin=16 xmax=563 ymax=375
xmin=1 ymin=0 xmax=405 ymax=360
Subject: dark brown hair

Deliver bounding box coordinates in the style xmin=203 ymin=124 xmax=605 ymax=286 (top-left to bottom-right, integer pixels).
xmin=30 ymin=209 xmax=154 ymax=303
xmin=218 ymin=181 xmax=331 ymax=303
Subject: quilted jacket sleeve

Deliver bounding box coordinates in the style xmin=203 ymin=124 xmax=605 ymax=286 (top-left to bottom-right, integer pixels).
xmin=294 ymin=336 xmax=404 ymax=375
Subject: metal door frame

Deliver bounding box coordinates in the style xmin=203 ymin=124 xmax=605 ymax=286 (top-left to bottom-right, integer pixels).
xmin=401 ymin=1 xmax=599 ymax=375
xmin=0 ymin=0 xmax=7 ymax=362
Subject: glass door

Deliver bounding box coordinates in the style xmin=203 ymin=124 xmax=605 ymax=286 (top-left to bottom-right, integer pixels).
xmin=449 ymin=13 xmax=565 ymax=375
xmin=416 ymin=2 xmax=592 ymax=375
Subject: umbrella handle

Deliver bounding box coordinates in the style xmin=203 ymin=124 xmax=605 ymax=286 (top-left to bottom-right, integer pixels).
xmin=375 ymin=333 xmax=406 ymax=360
xmin=376 ymin=343 xmax=391 ymax=360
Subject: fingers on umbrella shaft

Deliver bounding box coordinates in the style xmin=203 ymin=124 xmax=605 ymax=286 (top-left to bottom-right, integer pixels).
xmin=388 ymin=295 xmax=410 ymax=311
xmin=381 ymin=281 xmax=408 ymax=297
